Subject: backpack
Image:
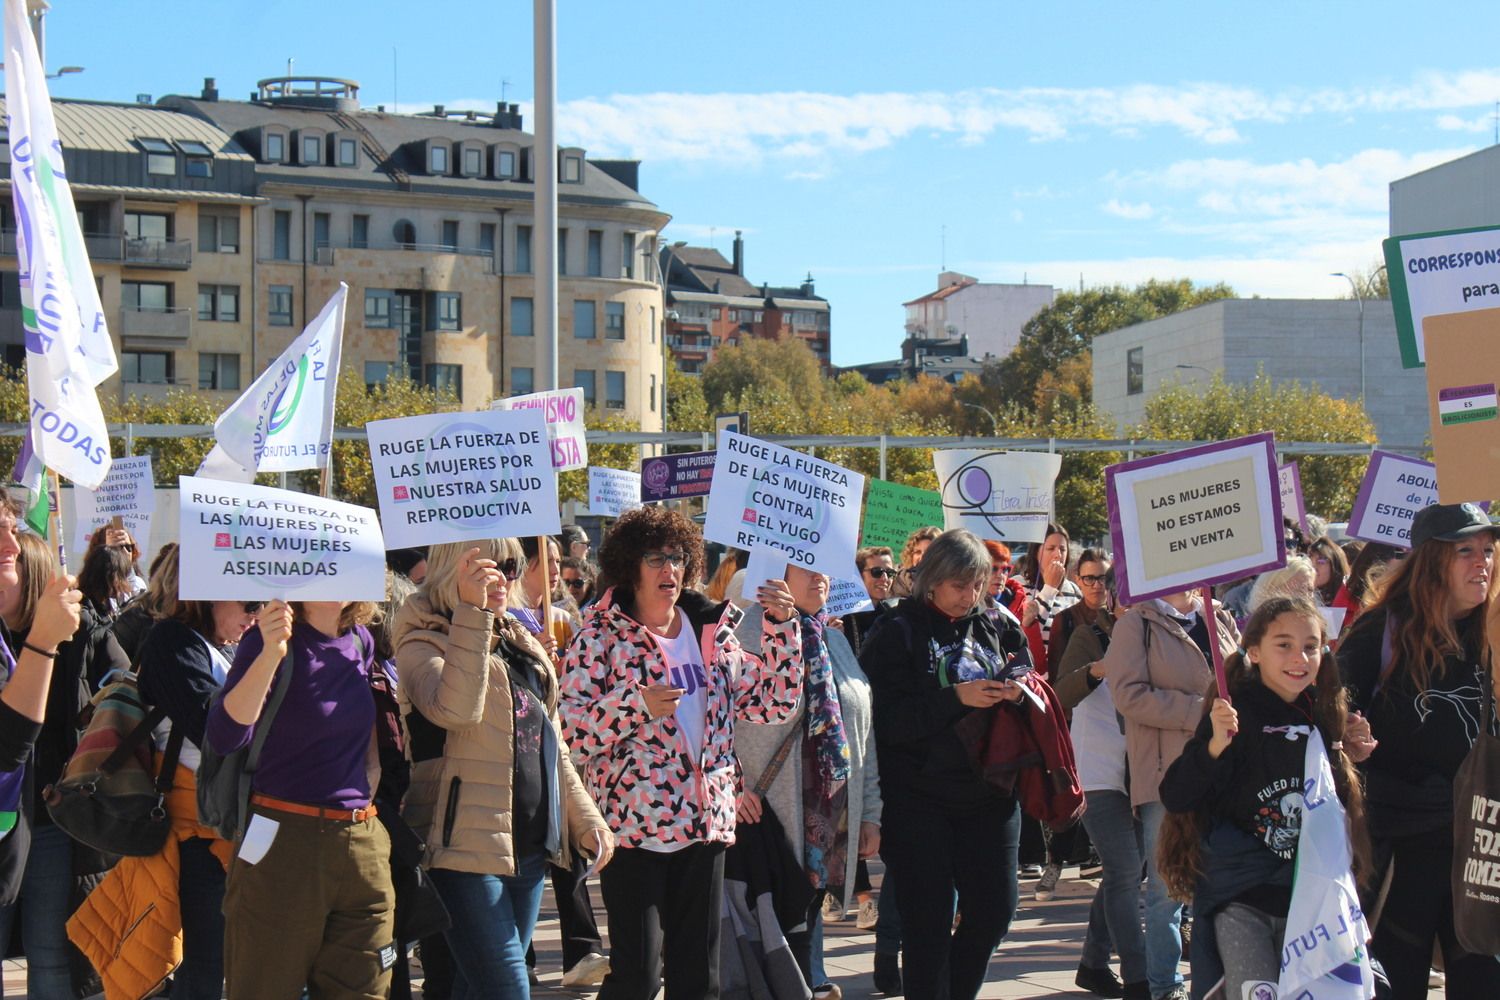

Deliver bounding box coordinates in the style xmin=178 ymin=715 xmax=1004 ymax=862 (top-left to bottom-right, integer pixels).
xmin=44 ymin=669 xmax=184 ymax=857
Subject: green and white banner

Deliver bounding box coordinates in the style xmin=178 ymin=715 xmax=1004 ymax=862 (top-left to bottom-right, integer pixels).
xmin=1383 ymin=223 xmax=1500 ymax=368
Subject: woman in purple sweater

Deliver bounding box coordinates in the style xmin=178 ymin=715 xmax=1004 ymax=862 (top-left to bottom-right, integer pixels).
xmin=206 ymin=598 xmax=395 ymax=1000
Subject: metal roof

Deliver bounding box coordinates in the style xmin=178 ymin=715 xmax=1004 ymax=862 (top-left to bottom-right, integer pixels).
xmin=0 ymin=179 xmax=268 ymax=205
xmin=0 ymin=98 xmax=250 ymax=159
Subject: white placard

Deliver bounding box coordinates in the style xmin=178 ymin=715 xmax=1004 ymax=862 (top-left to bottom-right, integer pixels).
xmin=1346 ymin=450 xmax=1439 ymax=548
xmin=1319 ymin=606 xmax=1347 ymax=638
xmin=177 ymin=476 xmax=385 ymax=601
xmin=1384 ymin=224 xmax=1500 ymax=367
xmin=704 ymin=432 xmax=864 ymax=578
xmin=587 ymin=466 xmax=642 ymax=518
xmin=825 ymin=575 xmax=875 ymax=618
xmin=932 ymin=450 xmax=1063 ymax=544
xmin=493 ymin=387 xmax=588 ymax=472
xmin=73 ymin=455 xmax=155 ymax=555
xmin=367 ymin=409 xmax=559 ymax=550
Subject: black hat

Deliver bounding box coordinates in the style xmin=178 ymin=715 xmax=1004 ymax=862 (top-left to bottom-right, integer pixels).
xmin=1410 ymin=502 xmax=1495 ymax=549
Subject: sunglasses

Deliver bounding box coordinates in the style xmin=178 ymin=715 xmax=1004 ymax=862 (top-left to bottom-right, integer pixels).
xmin=564 ymin=578 xmax=588 ymax=590
xmin=498 ymin=559 xmax=522 ymax=580
xmin=865 ymin=567 xmax=897 ymax=579
xmin=643 ymin=550 xmax=686 ymax=569
xmin=242 ymin=601 xmax=265 ymax=614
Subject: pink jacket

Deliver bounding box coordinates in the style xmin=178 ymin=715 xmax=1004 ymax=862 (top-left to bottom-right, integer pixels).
xmin=558 ymin=588 xmax=801 ymax=849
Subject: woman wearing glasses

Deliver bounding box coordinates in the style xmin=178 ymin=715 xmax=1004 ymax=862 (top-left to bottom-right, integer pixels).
xmin=559 ymin=557 xmax=597 ymax=611
xmin=559 ymin=505 xmax=802 ymax=1000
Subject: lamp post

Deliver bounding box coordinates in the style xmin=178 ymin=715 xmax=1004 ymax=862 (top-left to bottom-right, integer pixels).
xmin=1175 ymin=364 xmax=1212 ymax=378
xmin=1331 ymin=272 xmax=1365 ymax=402
xmin=962 ymin=401 xmax=999 ymax=435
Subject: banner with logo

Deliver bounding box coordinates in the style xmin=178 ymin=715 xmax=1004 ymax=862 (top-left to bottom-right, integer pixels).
xmin=493 ymin=387 xmax=588 ymax=472
xmin=640 ymin=450 xmax=715 ymax=502
xmin=367 ymin=408 xmax=558 ymax=549
xmin=587 ymin=466 xmax=641 ymax=518
xmin=177 ymin=476 xmax=385 ymax=601
xmin=73 ymin=455 xmax=155 ymax=555
xmin=933 ymin=450 xmax=1062 ymax=544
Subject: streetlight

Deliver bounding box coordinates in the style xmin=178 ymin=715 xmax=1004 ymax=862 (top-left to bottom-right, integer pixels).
xmin=1331 ymin=272 xmax=1364 ymax=402
xmin=962 ymin=401 xmax=999 ymax=435
xmin=1175 ymin=364 xmax=1212 ymax=377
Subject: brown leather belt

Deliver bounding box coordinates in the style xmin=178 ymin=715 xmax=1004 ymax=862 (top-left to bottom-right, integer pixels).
xmin=250 ymin=793 xmax=377 ymax=823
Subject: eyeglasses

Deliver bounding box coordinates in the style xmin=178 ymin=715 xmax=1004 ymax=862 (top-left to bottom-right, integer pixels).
xmin=242 ymin=601 xmax=265 ymax=614
xmin=865 ymin=567 xmax=897 ymax=579
xmin=498 ymin=559 xmax=522 ymax=580
xmin=643 ymin=551 xmax=686 ymax=569
xmin=564 ymin=578 xmax=588 ymax=590
xmin=1079 ymin=574 xmax=1107 ymax=587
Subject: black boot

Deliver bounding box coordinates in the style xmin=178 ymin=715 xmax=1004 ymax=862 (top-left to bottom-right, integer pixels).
xmin=1074 ymin=964 xmax=1125 ymax=998
xmin=873 ymin=952 xmax=902 ymax=996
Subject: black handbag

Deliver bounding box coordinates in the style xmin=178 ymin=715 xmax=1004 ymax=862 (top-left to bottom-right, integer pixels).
xmin=1451 ymin=660 xmax=1500 ymax=955
xmin=380 ymin=810 xmax=451 ymax=942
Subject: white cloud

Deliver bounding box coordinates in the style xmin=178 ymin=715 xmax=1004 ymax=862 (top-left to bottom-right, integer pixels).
xmin=1436 ymin=112 xmax=1491 ymax=134
xmin=1102 ymin=199 xmax=1154 ymax=220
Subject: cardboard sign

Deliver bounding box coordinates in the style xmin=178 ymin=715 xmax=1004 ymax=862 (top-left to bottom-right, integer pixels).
xmin=1424 ymin=310 xmax=1500 ymax=503
xmin=861 ymin=479 xmax=943 ymax=550
xmin=1383 ymin=223 xmax=1500 ymax=368
xmin=640 ymin=450 xmax=716 ymax=502
xmin=1347 ymin=450 xmax=1439 ymax=547
xmin=177 ymin=476 xmax=385 ymax=601
xmin=366 ymin=409 xmax=559 ymax=550
xmin=73 ymin=455 xmax=155 ymax=555
xmin=587 ymin=466 xmax=642 ymax=518
xmin=1279 ymin=462 xmax=1308 ymax=536
xmin=932 ymin=450 xmax=1062 ymax=544
xmin=493 ymin=387 xmax=588 ymax=471
xmin=1105 ymin=433 xmax=1285 ymax=605
xmin=704 ymin=431 xmax=864 ymax=577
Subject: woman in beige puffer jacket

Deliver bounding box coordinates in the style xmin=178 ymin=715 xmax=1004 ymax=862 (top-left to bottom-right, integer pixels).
xmin=393 ymin=538 xmax=614 ymax=1000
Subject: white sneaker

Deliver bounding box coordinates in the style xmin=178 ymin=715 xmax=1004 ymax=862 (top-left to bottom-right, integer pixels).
xmin=855 ymin=898 xmax=879 ymax=929
xmin=561 ymin=952 xmax=610 ymax=987
xmin=822 ymin=893 xmax=845 ymax=922
xmin=1034 ymin=863 xmax=1062 ymax=901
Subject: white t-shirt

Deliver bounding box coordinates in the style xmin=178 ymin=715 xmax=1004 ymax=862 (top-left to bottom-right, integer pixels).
xmin=1070 ymin=679 xmax=1127 ymax=794
xmin=640 ymin=610 xmax=710 ymax=852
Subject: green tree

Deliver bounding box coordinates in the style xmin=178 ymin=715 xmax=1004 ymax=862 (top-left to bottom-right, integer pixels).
xmin=665 ymin=366 xmax=709 ymax=432
xmin=701 ymin=337 xmax=827 ymax=415
xmin=1133 ymin=370 xmax=1377 ymax=520
xmin=324 ymin=368 xmax=460 ymax=505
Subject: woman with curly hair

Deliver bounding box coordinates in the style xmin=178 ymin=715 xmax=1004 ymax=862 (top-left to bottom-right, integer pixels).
xmin=558 ymin=505 xmax=802 ymax=1000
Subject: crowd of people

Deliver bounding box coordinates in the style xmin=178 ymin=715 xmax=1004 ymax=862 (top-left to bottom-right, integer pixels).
xmin=0 ymin=493 xmax=1492 ymax=1000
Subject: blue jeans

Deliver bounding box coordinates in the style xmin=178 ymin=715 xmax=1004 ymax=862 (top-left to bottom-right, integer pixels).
xmin=173 ymin=836 xmax=226 ymax=1000
xmin=1139 ymin=801 xmax=1183 ymax=997
xmin=1079 ymin=789 xmax=1147 ymax=985
xmin=0 ymin=823 xmax=76 ymax=999
xmin=809 ymin=906 xmax=827 ymax=986
xmin=873 ymin=865 xmax=901 ymax=957
xmin=429 ymin=854 xmax=547 ymax=1000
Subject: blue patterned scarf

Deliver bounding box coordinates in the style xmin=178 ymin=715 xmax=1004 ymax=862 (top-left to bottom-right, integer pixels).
xmin=800 ymin=611 xmax=851 ymax=888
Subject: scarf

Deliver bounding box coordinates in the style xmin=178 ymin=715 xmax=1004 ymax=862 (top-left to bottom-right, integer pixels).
xmin=799 ymin=611 xmax=851 ymax=889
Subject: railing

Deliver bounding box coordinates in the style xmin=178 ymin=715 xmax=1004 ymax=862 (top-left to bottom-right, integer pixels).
xmin=1 ymin=229 xmax=130 ymax=262
xmin=123 ymin=237 xmax=192 ymax=269
xmin=307 ymin=239 xmax=496 ymax=270
xmin=118 ymin=306 xmax=191 ymax=345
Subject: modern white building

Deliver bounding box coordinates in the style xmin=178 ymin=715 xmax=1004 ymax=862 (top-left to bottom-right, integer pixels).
xmin=1092 ymin=298 xmax=1428 ymax=451
xmin=902 ymin=271 xmax=1054 ymax=361
xmin=1390 ymin=144 xmax=1500 ymax=236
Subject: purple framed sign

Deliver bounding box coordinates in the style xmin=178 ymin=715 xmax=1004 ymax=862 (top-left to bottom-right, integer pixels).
xmin=640 ymin=450 xmax=716 ymax=502
xmin=1105 ymin=432 xmax=1286 ymax=606
xmin=1347 ymin=450 xmax=1436 ymax=548
xmin=1279 ymin=462 xmax=1308 ymax=536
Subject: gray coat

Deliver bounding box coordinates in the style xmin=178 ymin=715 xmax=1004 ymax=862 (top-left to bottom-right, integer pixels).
xmin=734 ymin=607 xmax=882 ymax=912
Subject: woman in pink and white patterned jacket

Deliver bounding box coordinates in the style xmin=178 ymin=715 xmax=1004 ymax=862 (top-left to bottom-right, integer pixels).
xmin=559 ymin=506 xmax=801 ymax=1000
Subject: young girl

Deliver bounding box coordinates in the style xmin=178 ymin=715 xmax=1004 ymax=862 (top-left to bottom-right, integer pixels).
xmin=1157 ymin=596 xmax=1375 ymax=1000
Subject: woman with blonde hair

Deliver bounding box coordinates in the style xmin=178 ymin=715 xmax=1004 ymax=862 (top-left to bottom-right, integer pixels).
xmin=1245 ymin=554 xmax=1317 ymax=616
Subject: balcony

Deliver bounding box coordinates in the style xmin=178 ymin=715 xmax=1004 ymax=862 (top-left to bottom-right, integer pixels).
xmin=1 ymin=229 xmax=128 ymax=262
xmin=119 ymin=307 xmax=191 ymax=348
xmin=123 ymin=237 xmax=192 ymax=270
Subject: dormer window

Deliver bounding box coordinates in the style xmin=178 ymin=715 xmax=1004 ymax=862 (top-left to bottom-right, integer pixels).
xmin=139 ymin=138 xmax=175 ymax=176
xmin=492 ymin=143 xmax=519 ymax=180
xmin=298 ymin=130 xmax=323 ymax=165
xmin=176 ymin=139 xmax=213 ymax=178
xmin=263 ymin=129 xmax=287 ymax=163
xmin=560 ymin=149 xmax=583 ymax=183
xmin=460 ymin=142 xmax=483 ymax=177
xmin=429 ymin=143 xmax=449 ymax=175
xmin=336 ymin=136 xmax=358 ymax=167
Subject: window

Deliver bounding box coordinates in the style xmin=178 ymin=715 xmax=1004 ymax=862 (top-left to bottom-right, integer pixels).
xmin=268 ymin=285 xmax=293 ymax=326
xmin=587 ymin=230 xmax=603 ymax=277
xmin=650 ymin=305 xmax=656 ymax=344
xmin=351 ymin=214 xmax=370 ymax=249
xmin=428 ymin=292 xmax=461 ymax=331
xmin=264 ymin=131 xmax=286 ymax=162
xmin=178 ymin=139 xmax=213 ymax=178
xmin=272 ymin=210 xmax=291 ymax=260
xmin=121 ymin=281 xmax=171 ymax=311
xmin=562 ymin=154 xmax=582 ymax=183
xmin=313 ymin=212 xmax=331 ymax=250
xmin=365 ymin=289 xmax=394 ymax=328
xmin=511 ymin=367 xmax=534 ymax=396
xmin=478 ymin=223 xmax=496 ymax=256
xmin=605 ymin=301 xmax=625 ymax=340
xmin=197 ymin=210 xmax=239 ymax=253
xmin=198 ymin=352 xmax=240 ymax=390
xmin=429 ymin=144 xmax=448 ymax=174
xmin=511 ymin=297 xmax=533 ymax=337
xmin=440 ymin=220 xmax=459 ymax=252
xmin=462 ymin=146 xmax=482 ymax=176
xmin=425 ymin=363 xmax=462 ymax=400
xmin=622 ymin=233 xmax=635 ymax=278
xmin=337 ymin=137 xmax=358 ymax=167
xmin=605 ymin=370 xmax=625 ymax=410
xmin=121 ymin=350 xmax=173 ymax=384
xmin=573 ymin=300 xmax=596 ymax=339
xmin=0 ymin=271 xmax=18 ymax=308
xmin=393 ymin=219 xmax=416 ymax=249
xmin=558 ymin=228 xmax=569 ymax=275
xmin=364 ymin=361 xmax=395 ymax=390
xmin=574 ymin=369 xmax=595 ymax=405
xmin=1127 ymin=346 xmax=1144 ymax=396
xmin=516 ymin=226 xmax=532 ymax=273
xmin=650 ymin=373 xmax=657 ymax=411
xmin=301 ymin=134 xmax=322 ymax=165
xmin=140 ymin=138 xmax=175 ymax=176
xmin=496 ymin=149 xmax=517 ymax=179
xmin=124 ymin=211 xmax=170 ymax=240
xmin=197 ymin=284 xmax=239 ymax=322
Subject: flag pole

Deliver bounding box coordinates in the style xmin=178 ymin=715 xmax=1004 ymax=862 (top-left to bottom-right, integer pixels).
xmin=46 ymin=470 xmax=65 ymax=572
xmin=538 ymin=534 xmax=553 ymax=647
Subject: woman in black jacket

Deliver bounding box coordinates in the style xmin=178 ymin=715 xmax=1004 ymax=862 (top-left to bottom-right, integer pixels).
xmin=859 ymin=529 xmax=1029 ymax=1000
xmin=1338 ymin=502 xmax=1500 ymax=998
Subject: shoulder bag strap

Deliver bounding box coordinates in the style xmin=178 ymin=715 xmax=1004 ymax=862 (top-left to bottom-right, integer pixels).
xmin=752 ymin=717 xmax=803 ymax=798
xmin=246 ymin=652 xmax=297 ymax=773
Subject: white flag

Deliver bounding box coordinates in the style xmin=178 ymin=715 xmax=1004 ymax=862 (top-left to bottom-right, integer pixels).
xmin=1278 ymin=729 xmax=1375 ymax=999
xmin=198 ymin=283 xmax=347 ymax=482
xmin=5 ymin=0 xmax=116 ymax=489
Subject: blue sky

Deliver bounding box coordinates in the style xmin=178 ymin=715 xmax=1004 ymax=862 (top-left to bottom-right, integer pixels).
xmin=20 ymin=0 xmax=1500 ymax=366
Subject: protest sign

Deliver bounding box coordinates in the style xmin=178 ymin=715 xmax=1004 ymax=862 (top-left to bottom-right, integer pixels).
xmin=493 ymin=387 xmax=588 ymax=472
xmin=1106 ymin=433 xmax=1284 ymax=605
xmin=587 ymin=466 xmax=642 ymax=518
xmin=72 ymin=455 xmax=155 ymax=555
xmin=704 ymin=432 xmax=864 ymax=578
xmin=640 ymin=450 xmax=715 ymax=502
xmin=1423 ymin=310 xmax=1500 ymax=503
xmin=178 ymin=476 xmax=385 ymax=601
xmin=1279 ymin=462 xmax=1308 ymax=536
xmin=1383 ymin=223 xmax=1500 ymax=368
xmin=932 ymin=450 xmax=1062 ymax=544
xmin=825 ymin=574 xmax=874 ymax=617
xmin=1347 ymin=451 xmax=1440 ymax=547
xmin=367 ymin=409 xmax=559 ymax=550
xmin=861 ymin=479 xmax=943 ymax=550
